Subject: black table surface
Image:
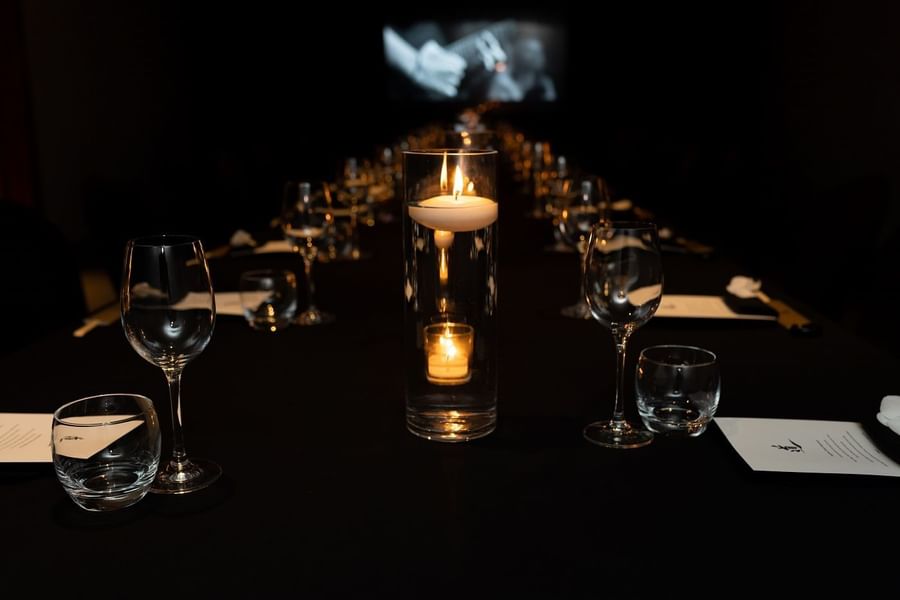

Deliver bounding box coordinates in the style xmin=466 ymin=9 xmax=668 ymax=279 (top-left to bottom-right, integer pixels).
xmin=3 ymin=199 xmax=900 ymax=594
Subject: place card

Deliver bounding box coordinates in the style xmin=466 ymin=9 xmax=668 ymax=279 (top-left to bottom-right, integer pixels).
xmin=0 ymin=413 xmax=53 ymax=462
xmin=172 ymin=292 xmax=263 ymax=316
xmin=213 ymin=291 xmax=268 ymax=316
xmin=715 ymin=417 xmax=900 ymax=477
xmin=53 ymin=416 xmax=143 ymax=460
xmin=656 ymin=295 xmax=776 ymax=320
xmin=0 ymin=413 xmax=147 ymax=462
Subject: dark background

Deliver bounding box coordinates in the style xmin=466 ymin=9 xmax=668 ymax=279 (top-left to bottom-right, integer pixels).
xmin=3 ymin=0 xmax=900 ymax=355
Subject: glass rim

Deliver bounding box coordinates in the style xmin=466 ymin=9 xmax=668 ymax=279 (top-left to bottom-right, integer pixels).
xmin=638 ymin=345 xmax=718 ymax=368
xmin=53 ymin=393 xmax=154 ymax=427
xmin=402 ymin=148 xmax=498 ymax=157
xmin=424 ymin=322 xmax=474 ymax=335
xmin=127 ymin=234 xmax=201 ymax=248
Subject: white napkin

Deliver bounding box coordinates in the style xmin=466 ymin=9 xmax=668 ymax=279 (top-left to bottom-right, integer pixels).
xmin=726 ymin=276 xmax=762 ymax=299
xmin=877 ymin=395 xmax=900 ymax=435
xmin=230 ymin=229 xmax=257 ymax=248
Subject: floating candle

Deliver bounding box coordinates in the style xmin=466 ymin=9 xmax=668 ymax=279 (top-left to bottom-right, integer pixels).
xmin=408 ymin=153 xmax=498 ymax=232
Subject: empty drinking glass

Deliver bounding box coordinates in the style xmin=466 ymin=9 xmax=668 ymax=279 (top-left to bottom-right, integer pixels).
xmin=121 ymin=234 xmax=221 ymax=494
xmin=559 ymin=177 xmax=609 ymax=319
xmin=239 ymin=269 xmax=297 ymax=332
xmin=53 ymin=393 xmax=161 ymax=511
xmin=636 ymin=345 xmax=721 ymax=436
xmin=282 ymin=181 xmax=336 ymax=325
xmin=583 ymin=222 xmax=663 ymax=448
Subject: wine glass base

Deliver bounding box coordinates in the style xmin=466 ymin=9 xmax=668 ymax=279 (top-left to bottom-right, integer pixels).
xmin=295 ymin=310 xmax=335 ymax=326
xmin=151 ymin=458 xmax=222 ymax=495
xmin=561 ymin=301 xmax=592 ymax=319
xmin=583 ymin=421 xmax=654 ymax=449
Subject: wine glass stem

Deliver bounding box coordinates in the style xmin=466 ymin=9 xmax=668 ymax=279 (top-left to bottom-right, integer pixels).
xmin=611 ymin=333 xmax=629 ymax=426
xmin=165 ymin=370 xmax=188 ymax=465
xmin=303 ymin=256 xmax=317 ymax=311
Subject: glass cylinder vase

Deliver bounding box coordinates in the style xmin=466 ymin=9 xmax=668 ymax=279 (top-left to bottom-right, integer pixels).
xmin=403 ymin=149 xmax=498 ymax=442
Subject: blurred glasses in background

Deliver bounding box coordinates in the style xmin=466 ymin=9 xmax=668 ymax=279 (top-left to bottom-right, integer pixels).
xmin=558 ymin=177 xmax=609 ymax=319
xmin=282 ymin=182 xmax=336 ymax=325
xmin=239 ymin=269 xmax=298 ymax=332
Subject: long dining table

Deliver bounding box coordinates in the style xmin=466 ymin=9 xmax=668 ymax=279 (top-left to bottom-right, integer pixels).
xmin=3 ymin=181 xmax=899 ymax=594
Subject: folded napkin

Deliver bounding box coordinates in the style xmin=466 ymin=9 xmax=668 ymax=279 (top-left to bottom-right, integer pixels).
xmin=877 ymin=396 xmax=900 ymax=435
xmin=726 ymin=275 xmax=761 ymax=298
xmin=230 ymin=229 xmax=257 ymax=248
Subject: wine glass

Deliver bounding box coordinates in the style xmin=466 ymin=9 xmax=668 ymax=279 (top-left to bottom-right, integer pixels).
xmin=121 ymin=235 xmax=221 ymax=493
xmin=583 ymin=222 xmax=663 ymax=448
xmin=282 ymin=181 xmax=336 ymax=325
xmin=559 ymin=177 xmax=609 ymax=319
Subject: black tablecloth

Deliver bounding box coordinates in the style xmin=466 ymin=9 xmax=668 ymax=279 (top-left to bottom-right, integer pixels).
xmin=3 ymin=196 xmax=899 ymax=594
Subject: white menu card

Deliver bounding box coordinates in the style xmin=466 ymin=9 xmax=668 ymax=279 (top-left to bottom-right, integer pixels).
xmin=715 ymin=417 xmax=900 ymax=477
xmin=0 ymin=413 xmax=53 ymax=462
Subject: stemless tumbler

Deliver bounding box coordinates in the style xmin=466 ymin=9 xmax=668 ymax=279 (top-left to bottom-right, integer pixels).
xmin=53 ymin=393 xmax=161 ymax=511
xmin=636 ymin=345 xmax=721 ymax=436
xmin=239 ymin=269 xmax=298 ymax=332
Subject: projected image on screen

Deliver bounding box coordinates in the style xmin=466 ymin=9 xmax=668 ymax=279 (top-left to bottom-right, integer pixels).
xmin=384 ymin=20 xmax=564 ymax=102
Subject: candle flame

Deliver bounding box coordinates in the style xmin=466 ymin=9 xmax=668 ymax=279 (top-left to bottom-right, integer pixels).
xmin=440 ymin=152 xmax=448 ymax=193
xmin=439 ymin=328 xmax=458 ymax=359
xmin=466 ymin=181 xmax=475 ymax=193
xmin=453 ymin=164 xmax=463 ymax=199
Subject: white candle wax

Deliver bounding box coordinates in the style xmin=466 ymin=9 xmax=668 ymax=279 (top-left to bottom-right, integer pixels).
xmin=408 ymin=195 xmax=498 ymax=233
xmin=427 ymin=352 xmax=470 ymax=382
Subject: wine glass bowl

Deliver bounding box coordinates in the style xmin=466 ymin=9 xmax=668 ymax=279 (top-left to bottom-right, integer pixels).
xmin=121 ymin=234 xmax=221 ymax=493
xmin=583 ymin=222 xmax=663 ymax=448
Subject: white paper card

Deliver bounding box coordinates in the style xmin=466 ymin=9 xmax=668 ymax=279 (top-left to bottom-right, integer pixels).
xmin=656 ymin=295 xmax=775 ymax=320
xmin=0 ymin=413 xmax=53 ymax=462
xmin=715 ymin=417 xmax=900 ymax=477
xmin=53 ymin=416 xmax=143 ymax=460
xmin=172 ymin=292 xmax=265 ymax=316
xmin=213 ymin=291 xmax=268 ymax=316
xmin=225 ymin=291 xmax=270 ymax=314
xmin=169 ymin=292 xmax=213 ymax=312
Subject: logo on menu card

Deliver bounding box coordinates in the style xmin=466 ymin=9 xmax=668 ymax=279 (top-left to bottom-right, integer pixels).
xmin=771 ymin=439 xmax=804 ymax=453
